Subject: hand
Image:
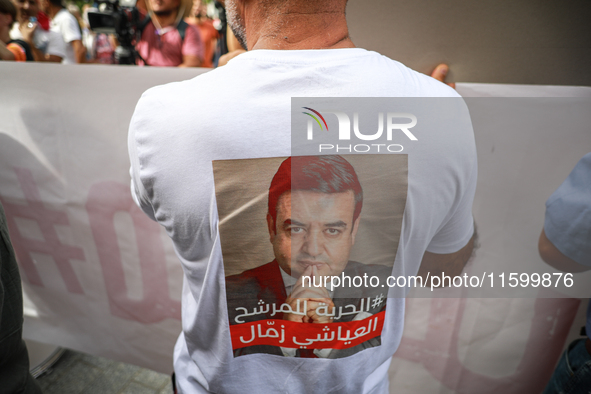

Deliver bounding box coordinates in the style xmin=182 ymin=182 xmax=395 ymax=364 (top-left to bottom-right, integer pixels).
xmin=19 ymin=21 xmax=37 ymax=44
xmin=430 ymin=63 xmax=455 ymax=89
xmin=284 ymin=265 xmax=335 ymax=323
xmin=305 ymin=298 xmax=335 ymax=324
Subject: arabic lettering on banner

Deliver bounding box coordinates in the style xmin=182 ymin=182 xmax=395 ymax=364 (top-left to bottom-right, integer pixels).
xmin=230 ymin=310 xmax=385 ymax=350
xmin=1 ymin=167 xmax=181 ymax=324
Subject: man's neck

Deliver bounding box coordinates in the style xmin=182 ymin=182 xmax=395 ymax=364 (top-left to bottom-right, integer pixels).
xmin=243 ymin=5 xmax=355 ymax=51
xmin=151 ymin=10 xmax=178 ymax=29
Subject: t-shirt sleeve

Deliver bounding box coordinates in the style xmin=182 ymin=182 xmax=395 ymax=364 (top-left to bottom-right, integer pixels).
xmin=61 ymin=13 xmax=82 ymax=43
xmin=426 ymin=162 xmax=477 ymax=254
xmin=182 ymin=24 xmax=204 ymax=60
xmin=425 ymin=100 xmax=478 ymax=254
xmin=6 ymin=43 xmax=27 ymax=62
xmin=128 ymin=95 xmax=157 ymax=222
xmin=544 ymin=152 xmax=591 ymax=267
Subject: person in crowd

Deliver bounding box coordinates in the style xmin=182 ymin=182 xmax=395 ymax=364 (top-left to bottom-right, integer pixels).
xmin=128 ymin=0 xmax=475 ymax=392
xmin=0 ymin=0 xmax=33 ymax=60
xmin=9 ymin=0 xmax=65 ymax=62
xmin=38 ymin=0 xmax=85 ymax=63
xmin=79 ymin=3 xmax=115 ymax=64
xmin=135 ymin=0 xmax=203 ymax=67
xmin=185 ymin=0 xmax=217 ymax=67
xmin=66 ymin=3 xmax=92 ymax=57
xmin=539 ymin=153 xmax=591 ymax=393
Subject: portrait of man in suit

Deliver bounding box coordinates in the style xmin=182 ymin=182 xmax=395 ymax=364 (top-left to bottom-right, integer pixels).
xmin=222 ymin=155 xmax=394 ymax=358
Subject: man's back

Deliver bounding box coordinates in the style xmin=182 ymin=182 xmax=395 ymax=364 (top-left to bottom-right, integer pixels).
xmin=129 ymin=49 xmax=476 ymax=393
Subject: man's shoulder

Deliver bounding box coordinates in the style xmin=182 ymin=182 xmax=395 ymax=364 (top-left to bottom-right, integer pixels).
xmin=136 ymin=64 xmax=224 ymax=101
xmin=227 ymin=48 xmax=460 ymax=98
xmin=378 ymin=56 xmax=460 ymax=98
xmin=140 ymin=48 xmax=458 ymax=99
xmin=54 ymin=8 xmax=75 ymax=24
xmin=51 ymin=8 xmax=81 ymax=40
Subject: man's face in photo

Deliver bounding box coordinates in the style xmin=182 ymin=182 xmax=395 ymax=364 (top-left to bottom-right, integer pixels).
xmin=268 ymin=190 xmax=359 ymax=279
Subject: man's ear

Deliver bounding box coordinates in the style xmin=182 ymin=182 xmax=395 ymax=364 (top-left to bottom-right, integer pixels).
xmin=267 ymin=212 xmax=276 ymax=243
xmin=351 ymin=217 xmax=360 ymax=245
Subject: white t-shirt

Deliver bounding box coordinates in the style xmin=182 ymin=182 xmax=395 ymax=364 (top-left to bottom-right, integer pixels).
xmin=128 ymin=48 xmax=477 ymax=394
xmin=50 ymin=8 xmax=81 ymax=64
xmin=10 ymin=23 xmax=67 ymax=60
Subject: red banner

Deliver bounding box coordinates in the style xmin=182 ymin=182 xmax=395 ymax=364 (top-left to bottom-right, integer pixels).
xmin=230 ymin=311 xmax=385 ymax=350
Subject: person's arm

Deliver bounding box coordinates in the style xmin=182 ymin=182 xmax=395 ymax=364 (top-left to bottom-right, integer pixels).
xmin=60 ymin=13 xmax=85 ymax=63
xmin=128 ymin=99 xmax=157 ymax=221
xmin=45 ymin=53 xmax=62 ymax=62
xmin=0 ymin=41 xmax=16 ymax=61
xmin=35 ymin=49 xmax=62 ymax=62
xmin=71 ymin=39 xmax=86 ymax=63
xmin=539 ymin=229 xmax=590 ymax=273
xmin=418 ymin=232 xmax=475 ymax=283
xmin=539 ymin=153 xmax=591 ymax=273
xmin=416 ymin=76 xmax=476 ymax=284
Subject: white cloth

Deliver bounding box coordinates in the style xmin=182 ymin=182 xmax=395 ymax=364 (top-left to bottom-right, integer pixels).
xmin=49 ymin=8 xmax=81 ymax=64
xmin=128 ymin=48 xmax=477 ymax=393
xmin=10 ymin=23 xmax=67 ymax=60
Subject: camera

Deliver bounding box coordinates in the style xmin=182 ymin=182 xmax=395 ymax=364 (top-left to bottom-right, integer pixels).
xmin=87 ymin=0 xmax=143 ymax=64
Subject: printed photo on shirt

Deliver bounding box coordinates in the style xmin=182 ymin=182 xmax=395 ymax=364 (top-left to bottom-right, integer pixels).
xmin=213 ymin=154 xmax=407 ymax=358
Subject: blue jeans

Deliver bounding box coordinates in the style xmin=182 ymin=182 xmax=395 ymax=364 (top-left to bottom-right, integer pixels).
xmin=543 ymin=338 xmax=591 ymax=394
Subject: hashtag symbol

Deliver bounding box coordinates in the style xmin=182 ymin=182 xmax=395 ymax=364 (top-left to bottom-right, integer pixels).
xmin=372 ymin=293 xmax=385 ymax=309
xmin=1 ymin=168 xmax=85 ymax=294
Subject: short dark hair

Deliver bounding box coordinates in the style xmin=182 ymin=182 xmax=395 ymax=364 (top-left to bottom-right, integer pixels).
xmin=268 ymin=155 xmax=363 ymax=230
xmin=0 ymin=0 xmax=16 ymax=28
xmin=48 ymin=0 xmax=63 ymax=7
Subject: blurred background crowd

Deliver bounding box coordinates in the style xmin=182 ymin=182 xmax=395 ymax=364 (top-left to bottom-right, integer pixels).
xmin=0 ymin=0 xmax=244 ymax=67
